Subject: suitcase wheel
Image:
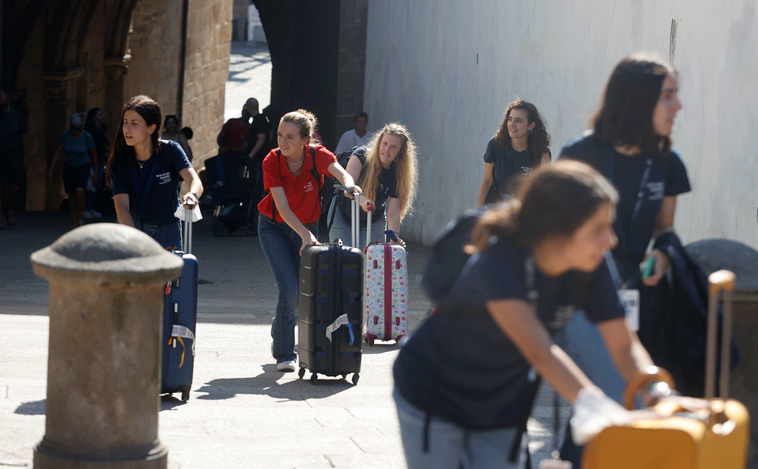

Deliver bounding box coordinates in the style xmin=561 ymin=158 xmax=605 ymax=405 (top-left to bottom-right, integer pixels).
xmin=310 ymin=373 xmax=318 ymax=385
xmin=298 ymin=368 xmax=305 ymax=379
xmin=352 ymin=373 xmax=360 ymax=386
xmin=178 ymin=385 xmax=191 ymax=402
xmin=212 ymin=222 xmax=228 ymax=237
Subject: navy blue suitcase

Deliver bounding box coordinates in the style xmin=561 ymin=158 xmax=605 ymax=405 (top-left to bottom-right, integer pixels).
xmin=161 ymin=206 xmax=198 ymax=402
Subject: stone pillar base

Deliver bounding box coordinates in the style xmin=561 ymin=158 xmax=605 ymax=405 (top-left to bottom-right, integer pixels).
xmin=34 ymin=437 xmax=168 ymax=469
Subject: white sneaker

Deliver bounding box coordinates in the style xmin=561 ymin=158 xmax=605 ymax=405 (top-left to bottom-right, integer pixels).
xmin=276 ymin=359 xmax=297 ymax=372
xmin=91 ymin=210 xmax=102 ymax=218
xmin=83 ymin=210 xmax=93 ymax=219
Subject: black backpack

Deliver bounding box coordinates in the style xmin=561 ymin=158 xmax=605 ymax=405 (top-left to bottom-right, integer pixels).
xmin=323 ymin=146 xmax=364 ymax=230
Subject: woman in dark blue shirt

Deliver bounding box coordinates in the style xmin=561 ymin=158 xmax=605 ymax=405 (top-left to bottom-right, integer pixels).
xmin=394 ymin=161 xmax=665 ymax=469
xmin=477 ymin=99 xmax=551 ymax=207
xmin=556 ymin=52 xmax=690 ymax=464
xmin=107 ymin=95 xmax=203 ymax=250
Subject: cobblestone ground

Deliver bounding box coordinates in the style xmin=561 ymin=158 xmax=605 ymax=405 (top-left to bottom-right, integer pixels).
xmin=0 ymin=213 xmax=568 ymax=468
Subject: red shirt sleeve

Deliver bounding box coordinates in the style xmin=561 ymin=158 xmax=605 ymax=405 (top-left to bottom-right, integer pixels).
xmin=262 ymin=150 xmax=282 ymax=191
xmin=315 ymin=145 xmax=339 ymax=178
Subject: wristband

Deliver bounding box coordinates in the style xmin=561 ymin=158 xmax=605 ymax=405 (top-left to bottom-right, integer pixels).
xmin=189 ymin=191 xmax=199 ymax=200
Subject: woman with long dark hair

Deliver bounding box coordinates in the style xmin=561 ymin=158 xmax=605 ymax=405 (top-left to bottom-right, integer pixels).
xmin=106 ymin=95 xmax=203 ymax=250
xmin=329 ymin=122 xmax=418 ymax=248
xmin=394 ymin=161 xmax=670 ymax=468
xmin=258 ymin=109 xmax=364 ymax=372
xmin=556 ymin=52 xmax=690 ymax=464
xmin=477 ymin=99 xmax=551 ymax=207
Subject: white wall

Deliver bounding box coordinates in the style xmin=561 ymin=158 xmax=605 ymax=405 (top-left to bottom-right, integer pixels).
xmin=365 ymin=0 xmax=758 ymax=247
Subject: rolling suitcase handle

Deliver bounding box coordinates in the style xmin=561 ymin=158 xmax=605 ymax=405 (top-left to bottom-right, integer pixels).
xmin=706 ymin=270 xmax=736 ymax=401
xmin=183 ymin=201 xmax=195 ymax=255
xmin=335 ymin=184 xmax=373 ymax=248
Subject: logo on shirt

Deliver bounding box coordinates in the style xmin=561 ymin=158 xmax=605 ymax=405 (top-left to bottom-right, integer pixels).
xmin=646 ymin=181 xmax=664 ymax=201
xmin=548 ymin=305 xmax=576 ymax=330
xmin=304 ymin=181 xmax=314 ymax=193
xmin=157 ymin=172 xmax=172 ymax=185
xmin=521 ymin=166 xmax=534 ymax=174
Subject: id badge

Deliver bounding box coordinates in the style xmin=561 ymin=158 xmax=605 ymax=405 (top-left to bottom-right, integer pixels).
xmin=539 ymin=458 xmax=572 ymax=469
xmin=618 ymin=289 xmax=640 ymax=331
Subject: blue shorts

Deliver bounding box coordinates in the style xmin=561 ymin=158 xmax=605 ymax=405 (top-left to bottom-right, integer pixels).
xmin=63 ymin=163 xmax=90 ymax=194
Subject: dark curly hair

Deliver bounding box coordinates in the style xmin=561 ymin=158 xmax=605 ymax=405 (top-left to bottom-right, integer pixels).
xmin=493 ymin=99 xmax=551 ymax=166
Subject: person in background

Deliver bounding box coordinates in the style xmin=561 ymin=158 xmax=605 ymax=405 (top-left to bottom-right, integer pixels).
xmin=329 ymin=122 xmax=417 ymax=248
xmin=0 ymin=90 xmax=27 ymax=229
xmin=258 ymin=109 xmax=365 ymax=372
xmin=83 ymin=107 xmax=109 ymax=219
xmin=218 ymin=98 xmax=255 ymax=156
xmin=107 ymin=95 xmax=203 ymax=250
xmin=246 ymin=98 xmax=271 ymax=199
xmin=49 ymin=113 xmax=97 ymax=228
xmin=335 ymin=111 xmax=373 ymax=154
xmin=477 ymin=99 xmax=551 ymax=207
xmin=557 ymin=52 xmax=690 ymax=466
xmin=181 ymin=127 xmax=194 ymax=144
xmin=162 ymin=115 xmax=194 ymax=162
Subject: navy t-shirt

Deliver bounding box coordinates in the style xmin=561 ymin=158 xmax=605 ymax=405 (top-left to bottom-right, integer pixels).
xmin=393 ymin=237 xmax=624 ymax=429
xmin=483 ymin=137 xmax=543 ymax=196
xmin=337 ymin=148 xmax=398 ymax=223
xmin=110 ymin=140 xmax=192 ymax=226
xmin=559 ymin=134 xmax=691 ymax=279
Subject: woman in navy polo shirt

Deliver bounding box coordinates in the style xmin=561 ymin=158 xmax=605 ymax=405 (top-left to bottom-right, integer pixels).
xmin=258 ymin=109 xmax=365 ymax=373
xmin=107 ymin=95 xmax=203 ymax=250
xmin=329 ymin=122 xmax=418 ymax=248
xmin=556 ymin=52 xmax=690 ymax=464
xmin=394 ymin=161 xmax=669 ymax=468
xmin=477 ymin=99 xmax=551 ymax=207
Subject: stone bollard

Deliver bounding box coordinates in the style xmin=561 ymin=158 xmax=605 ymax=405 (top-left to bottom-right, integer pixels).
xmin=686 ymin=238 xmax=758 ymax=466
xmin=30 ymin=223 xmax=184 ymax=469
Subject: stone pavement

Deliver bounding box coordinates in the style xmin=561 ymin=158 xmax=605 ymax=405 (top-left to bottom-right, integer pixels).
xmin=0 ymin=212 xmax=567 ymax=468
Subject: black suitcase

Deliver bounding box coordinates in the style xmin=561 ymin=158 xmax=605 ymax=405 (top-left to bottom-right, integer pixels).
xmin=297 ymin=196 xmax=365 ymax=385
xmin=161 ymin=204 xmax=198 ymax=401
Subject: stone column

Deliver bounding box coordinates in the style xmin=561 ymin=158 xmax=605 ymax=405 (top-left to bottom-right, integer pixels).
xmin=104 ymin=54 xmax=131 ymax=138
xmin=335 ymin=0 xmax=368 ymax=140
xmin=687 ymin=239 xmax=758 ymax=465
xmin=30 ymin=223 xmax=184 ymax=469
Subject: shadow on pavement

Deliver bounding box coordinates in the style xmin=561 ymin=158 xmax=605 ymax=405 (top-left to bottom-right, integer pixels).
xmin=193 ymin=364 xmax=354 ymax=402
xmin=160 ymin=395 xmax=187 ymax=412
xmin=14 ymin=399 xmax=45 ymax=415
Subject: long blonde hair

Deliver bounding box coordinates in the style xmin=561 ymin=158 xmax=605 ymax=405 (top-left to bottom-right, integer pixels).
xmin=358 ymin=123 xmax=417 ymax=219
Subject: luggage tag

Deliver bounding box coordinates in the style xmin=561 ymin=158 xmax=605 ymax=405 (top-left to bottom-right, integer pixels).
xmin=618 ymin=289 xmax=640 ymax=331
xmin=539 ymin=452 xmax=572 ymax=469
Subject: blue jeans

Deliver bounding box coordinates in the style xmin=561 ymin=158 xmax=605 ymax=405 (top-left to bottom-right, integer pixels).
xmin=554 ymin=310 xmax=626 ymax=465
xmin=258 ymin=214 xmax=318 ymax=363
xmin=394 ymin=389 xmax=524 ymax=469
xmin=137 ymin=219 xmax=182 ymax=251
xmin=328 ymin=201 xmax=386 ymax=248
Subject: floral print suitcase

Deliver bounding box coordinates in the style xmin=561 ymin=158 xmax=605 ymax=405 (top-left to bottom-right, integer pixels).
xmin=364 ymin=243 xmax=408 ymax=345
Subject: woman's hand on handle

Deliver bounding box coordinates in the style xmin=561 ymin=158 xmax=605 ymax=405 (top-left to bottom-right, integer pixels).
xmin=299 ymin=230 xmax=319 ymax=255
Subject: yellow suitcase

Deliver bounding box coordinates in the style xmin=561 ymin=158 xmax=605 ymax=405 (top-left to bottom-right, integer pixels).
xmin=582 ymin=270 xmax=750 ymax=469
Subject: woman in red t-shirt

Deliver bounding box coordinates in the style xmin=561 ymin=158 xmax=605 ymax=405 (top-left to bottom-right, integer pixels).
xmin=258 ymin=109 xmax=369 ymax=372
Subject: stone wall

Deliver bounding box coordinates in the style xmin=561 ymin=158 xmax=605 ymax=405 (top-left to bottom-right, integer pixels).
xmin=335 ymin=0 xmax=368 ymax=139
xmin=127 ymin=0 xmax=184 ymax=118
xmin=365 ymin=0 xmax=758 ymax=248
xmin=181 ymin=0 xmax=233 ymax=167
